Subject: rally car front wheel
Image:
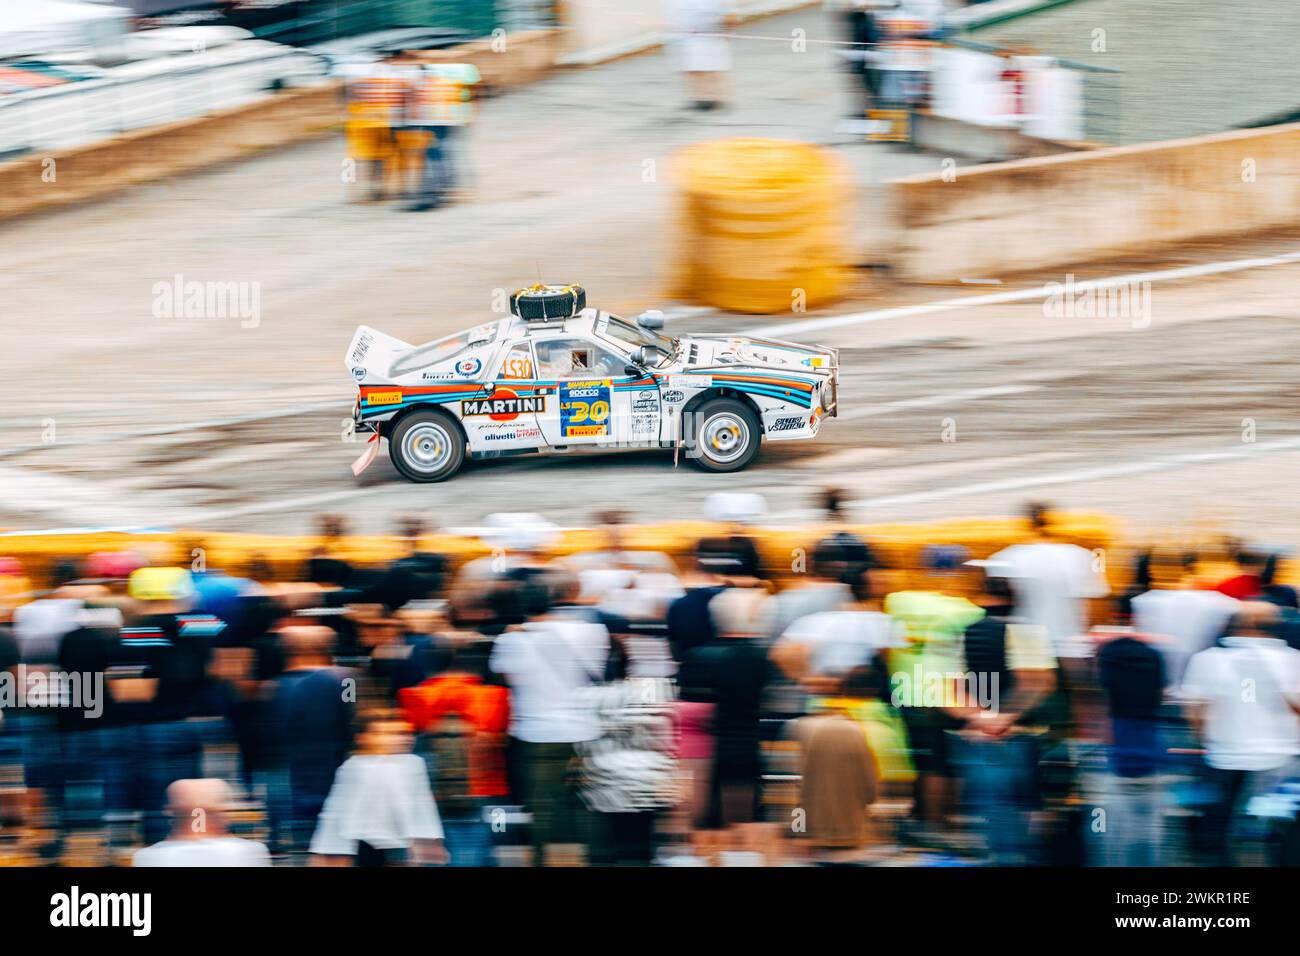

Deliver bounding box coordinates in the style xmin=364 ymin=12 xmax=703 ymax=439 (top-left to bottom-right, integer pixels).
xmin=688 ymin=397 xmax=761 ymax=473
xmin=389 ymin=410 xmax=465 ymax=483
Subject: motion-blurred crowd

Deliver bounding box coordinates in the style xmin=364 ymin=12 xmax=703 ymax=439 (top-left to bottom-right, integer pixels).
xmin=1 ymin=495 xmax=1299 ymax=867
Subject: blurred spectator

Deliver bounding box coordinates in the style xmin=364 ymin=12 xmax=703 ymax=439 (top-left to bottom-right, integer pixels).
xmin=1214 ymin=545 xmax=1269 ymax=601
xmin=12 ymin=560 xmax=89 ymax=664
xmin=1089 ymin=596 xmax=1168 ymax=866
xmin=667 ymin=536 xmax=763 ymax=662
xmin=945 ymin=563 xmax=1057 ymax=864
xmin=341 ymin=62 xmax=402 ymax=201
xmin=989 ymin=503 xmax=1110 ymax=659
xmin=1259 ymin=553 xmax=1299 ymax=609
xmin=680 ymin=587 xmax=774 ymax=830
xmin=399 ymin=639 xmax=510 ymax=867
xmin=107 ymin=567 xmax=220 ymax=845
xmin=488 ymin=573 xmax=608 ymax=864
xmin=267 ymin=625 xmax=355 ymax=853
xmin=310 ymin=712 xmax=447 ymax=866
xmin=134 ymin=779 xmax=270 ymax=867
xmin=795 ymin=699 xmax=880 ymax=862
xmin=762 ymin=536 xmax=857 ymax=644
xmin=577 ymin=675 xmax=678 ymax=864
xmin=989 ymin=503 xmax=1109 ymax=735
xmin=670 ymin=0 xmax=732 ymax=110
xmin=1181 ymin=602 xmax=1300 ymax=864
xmin=884 ymin=548 xmax=985 ymax=837
xmin=1132 ymin=557 xmax=1239 ymax=690
xmin=405 ymin=62 xmax=481 ymax=212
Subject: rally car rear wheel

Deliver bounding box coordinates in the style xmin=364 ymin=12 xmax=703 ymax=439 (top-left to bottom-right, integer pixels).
xmin=389 ymin=410 xmax=465 ymax=483
xmin=689 ymin=397 xmax=760 ymax=472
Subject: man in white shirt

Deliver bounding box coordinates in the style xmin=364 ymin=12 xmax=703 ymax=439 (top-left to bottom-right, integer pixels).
xmin=1131 ymin=585 xmax=1239 ymax=690
xmin=134 ymin=779 xmax=270 ymax=867
xmin=1181 ymin=602 xmax=1300 ymax=863
xmin=988 ymin=506 xmax=1110 ymax=659
xmin=489 ymin=572 xmax=609 ymax=863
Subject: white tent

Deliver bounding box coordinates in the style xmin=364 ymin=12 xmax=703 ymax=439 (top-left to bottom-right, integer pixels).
xmin=0 ymin=1 xmax=131 ymax=60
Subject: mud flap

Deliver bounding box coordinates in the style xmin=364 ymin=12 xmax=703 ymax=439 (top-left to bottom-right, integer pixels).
xmin=351 ymin=432 xmax=380 ymax=477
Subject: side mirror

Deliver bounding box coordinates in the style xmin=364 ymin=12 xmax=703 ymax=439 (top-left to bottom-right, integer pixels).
xmin=630 ymin=346 xmax=648 ymax=366
xmin=636 ymin=310 xmax=665 ymax=331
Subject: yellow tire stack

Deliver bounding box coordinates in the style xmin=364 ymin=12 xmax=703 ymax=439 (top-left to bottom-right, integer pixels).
xmin=672 ymin=138 xmax=854 ymax=314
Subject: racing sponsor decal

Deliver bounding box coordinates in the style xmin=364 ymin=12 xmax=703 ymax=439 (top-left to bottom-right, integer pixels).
xmin=351 ymin=367 xmax=366 ymax=381
xmin=480 ymin=424 xmax=542 ymax=442
xmin=632 ymin=390 xmax=659 ymax=414
xmin=560 ymin=379 xmax=611 ymax=438
xmin=350 ymin=331 xmax=374 ymax=365
xmin=502 ymin=355 xmax=534 ymax=379
xmin=801 ymin=356 xmax=827 ymax=368
xmin=769 ymin=415 xmax=805 ymax=433
xmin=366 ymin=390 xmax=403 ymax=406
xmin=668 ymin=374 xmax=712 ymax=389
xmin=462 ymin=388 xmax=545 ymax=420
xmin=456 ymin=357 xmax=483 ymax=377
xmin=662 ymin=389 xmax=685 ymax=404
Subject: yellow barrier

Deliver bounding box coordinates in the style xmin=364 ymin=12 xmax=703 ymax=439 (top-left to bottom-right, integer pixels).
xmin=671 ymin=138 xmax=855 ymax=314
xmin=0 ymin=513 xmax=1124 ymax=594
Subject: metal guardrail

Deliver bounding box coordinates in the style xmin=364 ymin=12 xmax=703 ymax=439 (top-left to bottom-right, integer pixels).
xmin=938 ymin=35 xmax=1123 ymax=145
xmin=0 ymin=44 xmax=326 ymax=159
xmin=252 ymin=0 xmax=556 ymax=47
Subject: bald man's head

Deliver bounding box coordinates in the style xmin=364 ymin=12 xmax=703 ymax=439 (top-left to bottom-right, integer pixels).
xmin=280 ymin=624 xmax=336 ymax=662
xmin=166 ymin=778 xmax=233 ymax=840
xmin=1232 ymin=601 xmax=1280 ymax=638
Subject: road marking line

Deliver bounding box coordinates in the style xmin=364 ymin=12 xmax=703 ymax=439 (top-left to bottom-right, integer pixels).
xmin=843 ymin=436 xmax=1300 ymax=510
xmin=0 ymin=402 xmax=347 ymax=458
xmin=837 ymin=384 xmax=1043 ymax=420
xmin=758 ymin=250 xmax=1300 ymax=339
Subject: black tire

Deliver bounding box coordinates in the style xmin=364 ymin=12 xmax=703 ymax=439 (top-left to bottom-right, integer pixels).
xmin=388 ymin=409 xmax=465 ymax=483
xmin=510 ymin=284 xmax=586 ymax=321
xmin=687 ymin=397 xmax=761 ymax=473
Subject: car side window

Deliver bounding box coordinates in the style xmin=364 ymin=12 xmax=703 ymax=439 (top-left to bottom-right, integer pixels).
xmin=535 ymin=338 xmax=624 ymax=379
xmin=499 ymin=341 xmax=535 ymax=380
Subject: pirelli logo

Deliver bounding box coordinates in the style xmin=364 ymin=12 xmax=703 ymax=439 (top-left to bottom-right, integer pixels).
xmin=462 ymin=395 xmax=546 ymax=417
xmin=366 ymin=391 xmax=402 ymax=406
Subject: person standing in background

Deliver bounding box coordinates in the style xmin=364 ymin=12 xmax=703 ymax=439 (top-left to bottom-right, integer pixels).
xmin=1181 ymin=602 xmax=1300 ymax=865
xmin=134 ymin=779 xmax=270 ymax=867
xmin=988 ymin=502 xmax=1110 ymax=733
xmin=406 ymin=62 xmax=481 ymax=212
xmin=1090 ymin=597 xmax=1168 ymax=866
xmin=670 ymin=0 xmax=732 ymax=110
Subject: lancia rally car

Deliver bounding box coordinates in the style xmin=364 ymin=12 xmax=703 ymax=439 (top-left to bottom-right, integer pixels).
xmin=346 ymin=284 xmax=839 ymax=482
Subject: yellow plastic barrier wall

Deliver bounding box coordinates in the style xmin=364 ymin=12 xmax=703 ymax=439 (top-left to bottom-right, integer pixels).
xmin=0 ymin=513 xmax=1125 ymax=594
xmin=671 ymin=138 xmax=855 ymax=314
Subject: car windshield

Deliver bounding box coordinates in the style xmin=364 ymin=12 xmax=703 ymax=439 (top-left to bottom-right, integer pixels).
xmin=596 ymin=313 xmax=677 ymax=361
xmin=387 ymin=323 xmax=500 ymax=376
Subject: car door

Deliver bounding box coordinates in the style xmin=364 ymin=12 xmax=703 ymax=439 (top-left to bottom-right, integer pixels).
xmin=459 ymin=338 xmax=544 ymax=450
xmin=532 ymin=335 xmax=642 ymax=448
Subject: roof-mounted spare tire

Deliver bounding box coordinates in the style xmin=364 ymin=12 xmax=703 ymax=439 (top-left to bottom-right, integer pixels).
xmin=509 ymin=283 xmax=586 ymax=321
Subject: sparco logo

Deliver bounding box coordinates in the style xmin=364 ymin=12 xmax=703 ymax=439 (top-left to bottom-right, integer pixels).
xmin=50 ymin=886 xmax=152 ymax=936
xmin=770 ymin=416 xmax=804 ymax=432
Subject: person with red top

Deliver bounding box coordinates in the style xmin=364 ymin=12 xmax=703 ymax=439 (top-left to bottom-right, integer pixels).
xmin=399 ymin=640 xmax=509 ymax=866
xmin=1214 ymin=547 xmax=1268 ymax=601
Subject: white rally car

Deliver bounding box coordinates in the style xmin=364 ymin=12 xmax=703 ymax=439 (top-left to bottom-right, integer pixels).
xmin=346 ymin=284 xmax=838 ymax=482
